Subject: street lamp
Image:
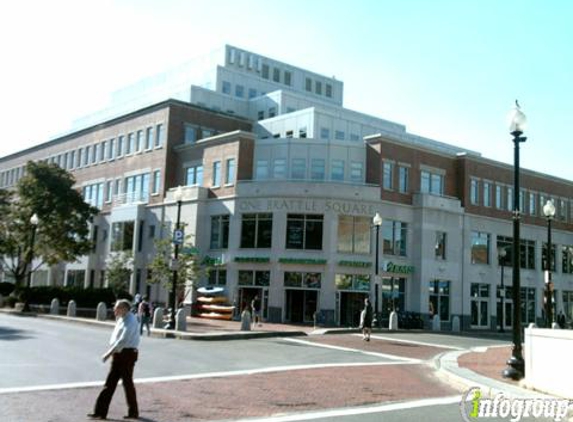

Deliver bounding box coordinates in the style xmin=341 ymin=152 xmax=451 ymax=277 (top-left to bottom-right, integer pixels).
xmin=543 ymin=199 xmax=556 ymax=328
xmin=372 ymin=212 xmax=382 ymax=327
xmin=502 ymin=101 xmax=527 ymax=381
xmin=168 ymin=186 xmax=184 ymax=330
xmin=26 ymin=213 xmax=39 ymax=288
xmin=498 ymin=248 xmax=507 ymax=333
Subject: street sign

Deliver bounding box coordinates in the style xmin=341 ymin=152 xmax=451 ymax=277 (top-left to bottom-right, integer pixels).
xmin=173 ymin=228 xmax=185 ymax=245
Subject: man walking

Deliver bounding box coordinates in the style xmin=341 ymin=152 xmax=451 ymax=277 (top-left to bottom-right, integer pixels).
xmin=88 ymin=299 xmax=140 ymax=420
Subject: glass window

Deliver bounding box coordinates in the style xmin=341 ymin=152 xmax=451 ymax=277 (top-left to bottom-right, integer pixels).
xmin=257 ymin=110 xmax=264 ymax=120
xmin=152 ymin=170 xmax=160 ymax=194
xmin=136 ymin=130 xmax=143 ymax=152
xmin=562 ymin=246 xmax=573 ymax=274
xmin=268 ymin=107 xmax=277 ymax=118
xmin=320 ymin=128 xmax=330 ymax=139
xmin=470 ymin=179 xmax=479 ymax=205
xmin=248 ymin=88 xmax=257 ymax=99
xmin=284 ymin=71 xmax=292 ymax=86
xmin=145 ymin=127 xmax=153 ymax=150
xmin=286 ymin=214 xmax=323 ymax=250
xmin=471 ymin=283 xmax=490 ymax=327
xmin=398 ymin=166 xmax=409 ymax=193
xmin=240 ymin=213 xmax=273 ymax=248
xmin=222 ymin=81 xmax=231 ymax=94
xmin=155 ymin=124 xmax=164 ymax=147
xmin=350 ymin=162 xmax=363 ymax=183
xmin=435 ymin=231 xmax=446 ymax=260
xmin=529 ymin=192 xmax=536 ymax=215
xmin=117 ymin=136 xmax=124 ymax=157
xmin=212 ymin=161 xmax=221 ymax=187
xmin=495 ymin=185 xmax=503 ymax=209
xmin=335 ymin=130 xmax=345 ymax=140
xmin=127 ymin=133 xmax=135 ymax=154
xmin=273 ymin=67 xmax=280 ymax=82
xmin=331 ymin=160 xmax=344 ymax=181
xmin=471 ymin=231 xmax=490 ymax=264
xmin=542 ymin=241 xmax=556 ymax=272
xmin=299 ymin=127 xmax=307 ymax=138
xmin=506 ymin=187 xmax=513 ymax=211
xmin=186 ymin=165 xmax=203 ymax=186
xmin=483 ymin=182 xmax=491 ymax=207
xmin=256 ymin=160 xmax=269 ymax=180
xmin=84 ymin=146 xmax=90 ymax=166
xmin=429 ymin=279 xmax=450 ymax=321
xmin=235 ymin=84 xmax=244 ymax=98
xmin=208 ymin=269 xmax=227 ymax=286
xmin=337 ymin=215 xmax=371 ymax=254
xmin=382 ymin=220 xmax=407 ymax=256
xmin=111 ymin=221 xmax=135 ymax=252
xmin=100 ymin=142 xmax=106 ymax=162
xmin=184 ymin=125 xmax=197 ymax=144
xmin=106 ymin=181 xmax=113 ymax=203
xmin=421 ymin=170 xmax=430 ymax=193
xmin=311 ymin=159 xmax=325 ymax=181
xmin=325 ymin=84 xmax=332 ymax=98
xmin=224 ymin=158 xmax=235 ymax=185
xmin=261 ymin=64 xmax=269 ymax=79
xmin=305 ymin=77 xmax=312 ymax=91
xmin=273 ymin=159 xmax=286 ymax=179
xmin=383 ymin=162 xmax=394 ymax=190
xmin=210 ymin=215 xmax=229 ymax=249
xmin=291 ymin=158 xmax=306 ymax=179
xmin=315 ymin=81 xmax=322 ymax=95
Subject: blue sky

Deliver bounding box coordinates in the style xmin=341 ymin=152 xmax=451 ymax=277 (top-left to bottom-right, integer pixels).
xmin=1 ymin=0 xmax=572 ymax=179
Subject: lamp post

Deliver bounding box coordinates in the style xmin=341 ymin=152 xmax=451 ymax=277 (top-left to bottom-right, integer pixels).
xmin=502 ymin=101 xmax=526 ymax=381
xmin=26 ymin=213 xmax=39 ymax=288
xmin=373 ymin=212 xmax=382 ymax=327
xmin=543 ymin=199 xmax=555 ymax=328
xmin=168 ymin=186 xmax=184 ymax=330
xmin=498 ymin=248 xmax=507 ymax=333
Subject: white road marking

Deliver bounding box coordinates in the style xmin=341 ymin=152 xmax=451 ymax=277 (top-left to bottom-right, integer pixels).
xmin=0 ymin=360 xmax=420 ymax=394
xmin=282 ymin=337 xmax=422 ymax=363
xmin=359 ymin=334 xmax=466 ymax=350
xmin=228 ymin=395 xmax=463 ymax=421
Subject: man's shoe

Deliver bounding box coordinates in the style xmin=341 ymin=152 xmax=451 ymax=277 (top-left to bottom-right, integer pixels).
xmin=87 ymin=414 xmax=106 ymax=420
xmin=123 ymin=415 xmax=139 ymax=420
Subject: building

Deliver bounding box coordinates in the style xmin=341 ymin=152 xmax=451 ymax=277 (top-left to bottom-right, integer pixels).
xmin=1 ymin=45 xmax=572 ymax=329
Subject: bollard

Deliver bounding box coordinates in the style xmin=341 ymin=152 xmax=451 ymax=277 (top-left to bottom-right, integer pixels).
xmin=50 ymin=298 xmax=60 ymax=315
xmin=432 ymin=314 xmax=441 ymax=331
xmin=152 ymin=307 xmax=164 ymax=329
xmin=67 ymin=300 xmax=77 ymax=317
xmin=389 ymin=311 xmax=398 ymax=331
xmin=240 ymin=309 xmax=251 ymax=331
xmin=528 ymin=322 xmax=537 ymax=329
xmin=175 ymin=308 xmax=187 ymax=331
xmin=0 ymin=294 xmax=3 ymax=308
xmin=551 ymin=322 xmax=560 ymax=329
xmin=96 ymin=302 xmax=107 ymax=321
xmin=451 ymin=316 xmax=461 ymax=332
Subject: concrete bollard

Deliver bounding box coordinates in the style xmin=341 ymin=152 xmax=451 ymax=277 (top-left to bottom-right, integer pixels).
xmin=50 ymin=298 xmax=59 ymax=315
xmin=528 ymin=322 xmax=537 ymax=329
xmin=451 ymin=316 xmax=461 ymax=332
xmin=153 ymin=307 xmax=164 ymax=329
xmin=432 ymin=314 xmax=441 ymax=331
xmin=67 ymin=300 xmax=77 ymax=317
xmin=389 ymin=311 xmax=398 ymax=331
xmin=552 ymin=322 xmax=560 ymax=329
xmin=175 ymin=308 xmax=187 ymax=331
xmin=240 ymin=310 xmax=251 ymax=331
xmin=96 ymin=302 xmax=107 ymax=321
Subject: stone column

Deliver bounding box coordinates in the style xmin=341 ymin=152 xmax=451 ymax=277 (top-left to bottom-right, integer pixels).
xmin=175 ymin=308 xmax=187 ymax=331
xmin=152 ymin=307 xmax=164 ymax=329
xmin=96 ymin=302 xmax=107 ymax=321
xmin=50 ymin=298 xmax=60 ymax=315
xmin=67 ymin=300 xmax=77 ymax=317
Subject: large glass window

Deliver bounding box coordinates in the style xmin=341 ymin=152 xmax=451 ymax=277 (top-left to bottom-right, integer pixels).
xmin=273 ymin=159 xmax=286 ymax=179
xmin=284 ymin=272 xmax=322 ymax=289
xmin=495 ymin=185 xmax=503 ymax=209
xmin=429 ymin=280 xmax=450 ymax=321
xmin=238 ymin=270 xmax=270 ymax=286
xmin=420 ymin=170 xmax=444 ymax=195
xmin=225 ymin=158 xmax=235 ymax=185
xmin=145 ymin=127 xmax=153 ymax=150
xmin=470 ymin=179 xmax=479 ymax=205
xmin=212 ymin=161 xmax=221 ymax=187
xmin=210 ymin=215 xmax=229 ymax=249
xmin=471 ymin=231 xmax=490 ymax=264
xmin=240 ymin=213 xmax=273 ymax=248
xmin=382 ymin=220 xmax=407 ymax=256
xmin=331 ymin=160 xmax=344 ymax=181
xmin=471 ymin=283 xmax=490 ymax=327
xmin=398 ymin=166 xmax=409 ymax=193
xmin=155 ymin=124 xmax=164 ymax=147
xmin=184 ymin=125 xmax=197 ymax=144
xmin=291 ymin=159 xmax=306 ymax=179
xmin=310 ymin=159 xmax=325 ymax=181
xmin=435 ymin=231 xmax=446 ymax=260
xmin=521 ymin=287 xmax=536 ymax=324
xmin=111 ymin=221 xmax=135 ymax=252
xmin=496 ymin=236 xmax=536 ymax=270
xmin=337 ymin=215 xmax=371 ymax=254
xmin=529 ymin=193 xmax=536 ymax=216
xmin=255 ymin=160 xmax=269 ymax=180
xmin=382 ymin=277 xmax=405 ymax=316
xmin=286 ymin=214 xmax=323 ymax=250
xmin=186 ymin=165 xmax=203 ymax=186
xmin=335 ymin=274 xmax=370 ymax=291
xmin=483 ymin=182 xmax=491 ymax=207
xmin=208 ymin=269 xmax=227 ymax=286
xmin=383 ymin=162 xmax=394 ymax=190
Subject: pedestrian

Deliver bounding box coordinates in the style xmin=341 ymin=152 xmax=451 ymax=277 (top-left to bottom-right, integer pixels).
xmin=360 ymin=298 xmax=373 ymax=341
xmin=88 ymin=299 xmax=140 ymax=420
xmin=138 ymin=295 xmax=153 ymax=336
xmin=558 ymin=311 xmax=566 ymax=329
xmin=133 ymin=293 xmax=142 ymax=315
xmin=240 ymin=301 xmax=251 ymax=331
xmin=251 ymin=295 xmax=262 ymax=327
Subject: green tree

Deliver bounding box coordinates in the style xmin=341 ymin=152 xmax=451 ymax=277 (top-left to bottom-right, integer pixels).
xmin=105 ymin=251 xmax=133 ymax=296
xmin=147 ymin=229 xmax=207 ymax=302
xmin=0 ymin=162 xmax=98 ymax=288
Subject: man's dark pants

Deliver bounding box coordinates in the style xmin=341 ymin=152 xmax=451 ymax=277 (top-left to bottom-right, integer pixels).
xmin=93 ymin=349 xmax=139 ymax=418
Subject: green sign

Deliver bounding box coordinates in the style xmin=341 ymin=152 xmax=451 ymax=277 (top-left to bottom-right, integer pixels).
xmin=385 ymin=261 xmax=415 ymax=274
xmin=234 ymin=257 xmax=270 ymax=263
xmin=279 ymin=258 xmax=327 ymax=265
xmin=338 ymin=260 xmax=372 ymax=268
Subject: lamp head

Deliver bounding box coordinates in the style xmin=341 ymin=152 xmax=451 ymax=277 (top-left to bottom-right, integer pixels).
xmin=30 ymin=213 xmax=39 ymax=226
xmin=173 ymin=186 xmax=184 ymax=202
xmin=543 ymin=200 xmax=556 ymax=219
xmin=508 ymin=100 xmax=527 ymax=134
xmin=372 ymin=212 xmax=382 ymax=226
xmin=499 ymin=248 xmax=507 ymax=258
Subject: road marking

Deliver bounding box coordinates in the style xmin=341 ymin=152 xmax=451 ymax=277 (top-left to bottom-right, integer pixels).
xmin=358 ymin=334 xmax=466 ymax=350
xmin=229 ymin=395 xmax=462 ymax=421
xmin=0 ymin=360 xmax=420 ymax=394
xmin=282 ymin=338 xmax=422 ymax=363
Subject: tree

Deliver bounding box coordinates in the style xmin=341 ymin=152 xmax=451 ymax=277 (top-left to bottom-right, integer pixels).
xmin=0 ymin=161 xmax=99 ymax=288
xmin=105 ymin=251 xmax=133 ymax=296
xmin=147 ymin=228 xmax=208 ymax=303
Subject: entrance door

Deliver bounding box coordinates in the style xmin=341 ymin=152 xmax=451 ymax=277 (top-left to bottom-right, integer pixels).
xmin=285 ymin=290 xmax=318 ymax=323
xmin=239 ymin=287 xmax=262 ymax=315
xmin=339 ymin=292 xmax=368 ymax=327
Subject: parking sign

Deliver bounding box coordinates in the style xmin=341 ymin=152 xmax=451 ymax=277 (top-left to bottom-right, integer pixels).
xmin=173 ymin=228 xmax=185 ymax=245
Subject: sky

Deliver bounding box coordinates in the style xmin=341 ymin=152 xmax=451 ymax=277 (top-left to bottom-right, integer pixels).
xmin=1 ymin=0 xmax=572 ymax=179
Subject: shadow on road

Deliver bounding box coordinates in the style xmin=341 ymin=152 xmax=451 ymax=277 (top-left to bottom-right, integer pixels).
xmin=0 ymin=325 xmax=34 ymax=341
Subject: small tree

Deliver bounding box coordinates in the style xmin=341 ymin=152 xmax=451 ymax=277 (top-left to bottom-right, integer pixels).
xmin=105 ymin=251 xmax=133 ymax=296
xmin=0 ymin=162 xmax=98 ymax=288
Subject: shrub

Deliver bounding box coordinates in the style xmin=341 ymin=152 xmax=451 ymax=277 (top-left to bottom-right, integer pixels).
xmin=4 ymin=296 xmax=17 ymax=308
xmin=0 ymin=282 xmax=15 ymax=297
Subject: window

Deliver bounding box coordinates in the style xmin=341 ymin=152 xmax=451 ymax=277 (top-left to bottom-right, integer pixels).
xmin=483 ymin=182 xmax=491 ymax=207
xmin=382 ymin=220 xmax=407 ymax=256
xmin=155 ymin=124 xmax=164 ymax=147
xmin=520 ymin=190 xmax=526 ymax=213
xmin=563 ymin=291 xmax=573 ymax=324
xmin=225 ymin=158 xmax=235 ymax=185
xmin=273 ymin=159 xmax=286 ymax=179
xmin=240 ymin=213 xmax=273 ymax=248
xmin=315 ymin=81 xmax=322 ymax=95
xmin=299 ymin=127 xmax=307 ymax=138
xmin=91 ymin=145 xmax=98 ymax=164
xmin=248 ymin=88 xmax=257 ymax=99
xmin=257 ymin=110 xmax=265 ymax=120
xmin=126 ymin=133 xmax=134 ymax=154
xmin=542 ymin=241 xmax=556 ymax=272
xmin=320 ymin=128 xmax=330 ymax=139
xmin=185 ymin=165 xmax=203 ymax=186
xmin=398 ymin=166 xmax=409 ymax=193
xmin=285 ymin=272 xmax=322 ymax=290
xmin=497 ymin=236 xmax=536 ymax=270
xmin=337 ymin=215 xmax=370 ymax=254
xmin=429 ymin=280 xmax=450 ymax=321
xmin=105 ymin=180 xmax=113 ymax=203
xmin=350 ymin=133 xmax=360 ymax=142
xmin=100 ymin=142 xmax=106 ymax=162
xmin=562 ymin=246 xmax=573 ymax=274
xmin=261 ymin=64 xmax=269 ymax=79
xmin=560 ymin=199 xmax=567 ymax=221
xmin=152 ymin=170 xmax=161 ymax=194
xmin=272 ymin=67 xmax=280 ymax=82
xmin=136 ymin=130 xmax=143 ymax=152
xmin=83 ymin=146 xmax=90 ymax=166
xmin=335 ymin=130 xmax=345 ymax=140
xmin=495 ymin=185 xmax=503 ymax=209
xmin=471 ymin=283 xmax=490 ymax=327
xmin=235 ymin=84 xmax=244 ymax=98
xmin=238 ymin=270 xmax=270 ymax=287
xmin=471 ymin=231 xmax=490 ymax=264
xmin=268 ymin=107 xmax=277 ymax=118
xmin=212 ymin=161 xmax=221 ymax=187
xmin=420 ymin=170 xmax=443 ymax=195
xmin=506 ymin=187 xmax=513 ymax=211
xmin=184 ymin=125 xmax=197 ymax=144
xmin=255 ymin=160 xmax=269 ymax=180
xmin=117 ymin=136 xmax=124 ymax=157
xmin=331 ymin=160 xmax=344 ymax=181
xmin=291 ymin=158 xmax=306 ymax=179
xmin=210 ymin=215 xmax=229 ymax=249
xmin=529 ymin=192 xmax=536 ymax=215
xmin=305 ymin=77 xmax=312 ymax=92
xmin=66 ymin=270 xmax=85 ymax=288
xmin=521 ymin=287 xmax=537 ymax=324
xmin=284 ymin=71 xmax=292 ymax=86
xmin=310 ymin=159 xmax=325 ymax=180
xmin=383 ymin=162 xmax=394 ymax=190
xmin=435 ymin=232 xmax=446 ymax=260
xmin=325 ymin=84 xmax=332 ymax=98
xmin=145 ymin=127 xmax=153 ymax=150
xmin=470 ymin=179 xmax=479 ymax=205
xmin=335 ymin=274 xmax=370 ymax=291
xmin=285 ymin=130 xmax=294 ymax=138
xmin=208 ymin=269 xmax=227 ymax=286
xmin=381 ymin=277 xmax=405 ymax=317
xmin=111 ymin=221 xmax=135 ymax=252
xmin=350 ymin=162 xmax=363 ymax=183
xmin=222 ymin=81 xmax=231 ymax=94
xmin=286 ymin=214 xmax=323 ymax=250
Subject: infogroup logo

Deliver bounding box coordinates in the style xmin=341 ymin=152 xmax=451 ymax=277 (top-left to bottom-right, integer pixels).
xmin=460 ymin=387 xmax=572 ymax=422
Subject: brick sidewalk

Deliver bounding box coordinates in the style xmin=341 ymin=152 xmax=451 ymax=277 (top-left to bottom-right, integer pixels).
xmin=457 ymin=345 xmax=520 ymax=386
